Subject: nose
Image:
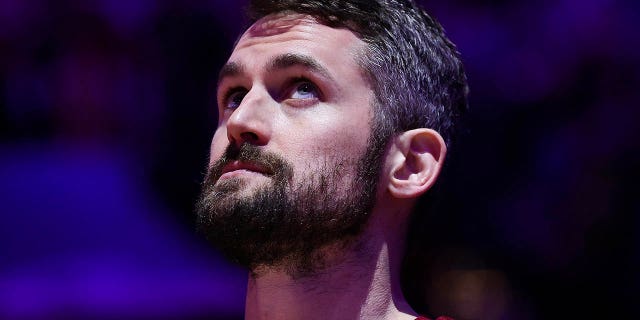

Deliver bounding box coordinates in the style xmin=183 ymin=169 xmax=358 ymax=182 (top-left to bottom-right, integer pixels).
xmin=225 ymin=87 xmax=273 ymax=147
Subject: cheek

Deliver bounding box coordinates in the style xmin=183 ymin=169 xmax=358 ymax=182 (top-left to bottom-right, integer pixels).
xmin=209 ymin=127 xmax=228 ymax=166
xmin=289 ymin=124 xmax=370 ymax=177
xmin=313 ymin=116 xmax=370 ymax=155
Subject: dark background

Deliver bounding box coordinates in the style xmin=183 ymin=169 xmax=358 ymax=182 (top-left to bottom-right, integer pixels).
xmin=1 ymin=0 xmax=638 ymax=319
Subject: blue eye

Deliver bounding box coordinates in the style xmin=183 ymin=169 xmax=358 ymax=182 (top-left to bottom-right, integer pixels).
xmin=225 ymin=90 xmax=246 ymax=109
xmin=290 ymin=81 xmax=319 ymax=100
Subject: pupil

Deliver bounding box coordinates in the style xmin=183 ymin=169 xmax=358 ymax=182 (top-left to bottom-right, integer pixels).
xmin=299 ymin=83 xmax=311 ymax=93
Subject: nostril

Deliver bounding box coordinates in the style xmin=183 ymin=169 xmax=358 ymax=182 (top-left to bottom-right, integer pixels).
xmin=240 ymin=132 xmax=259 ymax=143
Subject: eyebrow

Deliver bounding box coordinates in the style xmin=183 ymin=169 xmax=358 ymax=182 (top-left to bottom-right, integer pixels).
xmin=217 ymin=53 xmax=335 ymax=85
xmin=218 ymin=61 xmax=245 ymax=85
xmin=267 ymin=53 xmax=335 ymax=82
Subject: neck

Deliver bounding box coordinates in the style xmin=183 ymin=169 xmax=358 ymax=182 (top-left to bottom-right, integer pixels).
xmin=244 ymin=211 xmax=416 ymax=320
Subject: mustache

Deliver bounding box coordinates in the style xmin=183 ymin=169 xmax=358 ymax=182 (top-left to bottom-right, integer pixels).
xmin=206 ymin=143 xmax=294 ymax=184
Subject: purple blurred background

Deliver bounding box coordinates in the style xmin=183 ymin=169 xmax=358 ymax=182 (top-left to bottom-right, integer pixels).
xmin=1 ymin=0 xmax=638 ymax=319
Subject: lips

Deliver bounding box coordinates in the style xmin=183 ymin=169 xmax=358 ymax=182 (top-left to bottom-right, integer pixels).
xmin=219 ymin=160 xmax=272 ymax=178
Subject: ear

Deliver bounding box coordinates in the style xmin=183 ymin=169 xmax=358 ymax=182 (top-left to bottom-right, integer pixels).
xmin=387 ymin=129 xmax=447 ymax=199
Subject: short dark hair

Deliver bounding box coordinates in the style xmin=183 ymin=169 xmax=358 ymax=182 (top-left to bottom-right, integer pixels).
xmin=247 ymin=0 xmax=469 ymax=147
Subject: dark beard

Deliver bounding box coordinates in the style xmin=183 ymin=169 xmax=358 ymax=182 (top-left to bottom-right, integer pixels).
xmin=195 ymin=135 xmax=386 ymax=276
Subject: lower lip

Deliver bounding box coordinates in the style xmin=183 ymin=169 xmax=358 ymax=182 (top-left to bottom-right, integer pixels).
xmin=219 ymin=169 xmax=266 ymax=180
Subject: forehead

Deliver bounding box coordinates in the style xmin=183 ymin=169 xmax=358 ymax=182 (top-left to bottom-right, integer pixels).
xmin=228 ymin=13 xmax=366 ymax=72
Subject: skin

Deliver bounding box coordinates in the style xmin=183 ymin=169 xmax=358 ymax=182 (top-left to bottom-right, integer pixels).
xmin=212 ymin=13 xmax=371 ymax=193
xmin=209 ymin=13 xmax=447 ymax=320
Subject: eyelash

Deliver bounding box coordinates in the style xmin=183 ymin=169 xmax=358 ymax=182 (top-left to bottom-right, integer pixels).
xmin=221 ymin=87 xmax=246 ymax=110
xmin=220 ymin=77 xmax=322 ymax=110
xmin=286 ymin=77 xmax=321 ymax=100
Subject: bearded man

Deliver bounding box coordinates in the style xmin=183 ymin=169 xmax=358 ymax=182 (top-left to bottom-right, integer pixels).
xmin=196 ymin=0 xmax=468 ymax=319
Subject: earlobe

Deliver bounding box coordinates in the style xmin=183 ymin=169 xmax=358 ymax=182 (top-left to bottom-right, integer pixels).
xmin=387 ymin=129 xmax=447 ymax=199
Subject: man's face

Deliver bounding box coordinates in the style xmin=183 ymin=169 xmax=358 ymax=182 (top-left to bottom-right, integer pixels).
xmin=196 ymin=14 xmax=384 ymax=274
